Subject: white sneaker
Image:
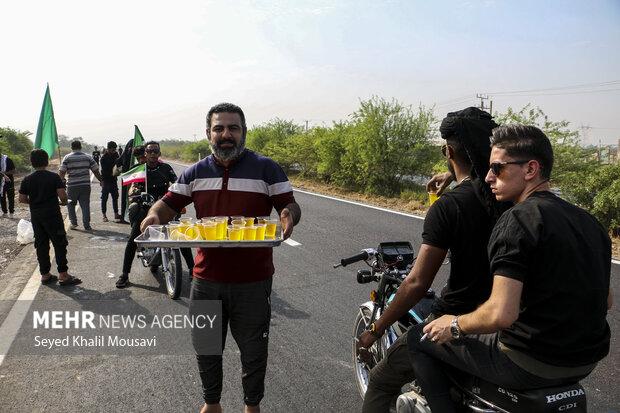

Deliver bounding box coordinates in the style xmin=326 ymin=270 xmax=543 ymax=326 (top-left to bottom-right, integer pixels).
xmin=9 ymin=213 xmax=14 ymax=218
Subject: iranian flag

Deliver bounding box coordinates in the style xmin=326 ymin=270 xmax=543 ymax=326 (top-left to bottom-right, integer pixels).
xmin=120 ymin=163 xmax=146 ymax=186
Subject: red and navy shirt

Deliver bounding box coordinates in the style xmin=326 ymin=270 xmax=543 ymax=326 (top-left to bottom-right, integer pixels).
xmin=162 ymin=150 xmax=296 ymax=283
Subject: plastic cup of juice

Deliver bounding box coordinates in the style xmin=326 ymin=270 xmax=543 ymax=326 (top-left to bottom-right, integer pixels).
xmin=231 ymin=218 xmax=245 ymax=227
xmin=243 ymin=225 xmax=257 ymax=241
xmin=178 ymin=217 xmax=194 ymax=234
xmin=198 ymin=221 xmax=217 ymax=240
xmin=227 ymin=225 xmax=242 ymax=241
xmin=230 ymin=215 xmax=244 ymax=224
xmin=428 ymin=191 xmax=439 ymax=206
xmin=167 ymin=223 xmax=185 ymax=240
xmin=184 ymin=224 xmax=203 ymax=240
xmin=243 ymin=217 xmax=255 ymax=227
xmin=214 ymin=216 xmax=227 ymax=240
xmin=256 ymin=216 xmax=270 ymax=225
xmin=265 ymin=219 xmax=278 ymax=239
xmin=255 ymin=223 xmax=266 ymax=240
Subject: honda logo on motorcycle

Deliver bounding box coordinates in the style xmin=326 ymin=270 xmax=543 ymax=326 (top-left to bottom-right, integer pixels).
xmin=546 ymin=389 xmax=584 ymax=403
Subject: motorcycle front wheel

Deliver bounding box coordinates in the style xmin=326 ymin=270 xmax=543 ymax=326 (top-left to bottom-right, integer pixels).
xmin=161 ymin=247 xmax=182 ymax=299
xmin=353 ymin=306 xmax=387 ymax=399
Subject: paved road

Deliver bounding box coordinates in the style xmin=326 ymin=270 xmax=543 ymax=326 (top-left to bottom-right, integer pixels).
xmin=0 ymin=161 xmax=618 ymax=412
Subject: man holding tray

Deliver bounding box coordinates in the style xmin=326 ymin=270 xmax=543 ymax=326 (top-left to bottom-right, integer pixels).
xmin=140 ymin=102 xmax=301 ymax=413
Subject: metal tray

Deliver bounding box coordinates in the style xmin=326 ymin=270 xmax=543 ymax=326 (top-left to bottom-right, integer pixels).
xmin=134 ymin=232 xmax=282 ymax=248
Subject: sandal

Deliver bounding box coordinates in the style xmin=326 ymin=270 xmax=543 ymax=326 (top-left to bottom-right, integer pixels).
xmin=59 ymin=275 xmax=82 ymax=286
xmin=41 ymin=274 xmax=58 ymax=285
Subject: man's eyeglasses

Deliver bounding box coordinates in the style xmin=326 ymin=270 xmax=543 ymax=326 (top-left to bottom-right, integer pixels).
xmin=145 ymin=149 xmax=160 ymax=154
xmin=489 ymin=160 xmax=529 ymax=176
xmin=441 ymin=144 xmax=450 ymax=157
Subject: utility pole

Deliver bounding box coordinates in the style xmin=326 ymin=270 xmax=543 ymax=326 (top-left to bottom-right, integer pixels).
xmin=476 ymin=94 xmax=491 ymax=113
xmin=193 ymin=134 xmax=197 ymax=142
xmin=305 ymin=120 xmax=309 ymax=133
xmin=579 ymin=125 xmax=592 ymax=146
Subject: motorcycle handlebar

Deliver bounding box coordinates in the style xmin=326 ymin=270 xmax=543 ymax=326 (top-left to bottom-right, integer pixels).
xmin=336 ymin=251 xmax=369 ymax=268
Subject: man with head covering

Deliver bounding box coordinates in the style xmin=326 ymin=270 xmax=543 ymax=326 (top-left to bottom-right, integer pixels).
xmin=357 ymin=107 xmax=504 ymax=413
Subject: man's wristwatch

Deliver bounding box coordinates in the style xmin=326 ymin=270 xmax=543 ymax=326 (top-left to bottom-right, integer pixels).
xmin=450 ymin=317 xmax=464 ymax=339
xmin=368 ymin=322 xmax=382 ymax=338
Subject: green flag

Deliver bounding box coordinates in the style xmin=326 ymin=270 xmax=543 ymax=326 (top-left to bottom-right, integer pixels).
xmin=35 ymin=84 xmax=59 ymax=158
xmin=131 ymin=125 xmax=145 ymax=167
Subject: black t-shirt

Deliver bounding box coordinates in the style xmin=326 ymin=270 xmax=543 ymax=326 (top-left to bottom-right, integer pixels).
xmin=19 ymin=170 xmax=65 ymax=215
xmin=100 ymin=152 xmax=119 ymax=181
xmin=422 ymin=180 xmax=494 ymax=315
xmin=490 ymin=191 xmax=611 ymax=367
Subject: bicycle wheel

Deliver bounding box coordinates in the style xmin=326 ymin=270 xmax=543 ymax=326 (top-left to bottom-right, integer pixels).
xmin=161 ymin=248 xmax=182 ymax=299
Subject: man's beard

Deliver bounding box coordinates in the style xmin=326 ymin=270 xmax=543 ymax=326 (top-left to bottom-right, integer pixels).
xmin=210 ymin=135 xmax=246 ymax=162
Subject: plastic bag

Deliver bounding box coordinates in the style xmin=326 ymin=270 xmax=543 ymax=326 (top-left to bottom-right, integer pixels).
xmin=16 ymin=219 xmax=35 ymax=245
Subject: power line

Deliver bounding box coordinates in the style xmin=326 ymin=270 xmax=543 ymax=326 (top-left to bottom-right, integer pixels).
xmin=483 ymin=80 xmax=620 ymax=95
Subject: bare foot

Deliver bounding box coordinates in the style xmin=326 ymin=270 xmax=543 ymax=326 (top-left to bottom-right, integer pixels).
xmin=200 ymin=403 xmax=222 ymax=413
xmin=244 ymin=405 xmax=260 ymax=413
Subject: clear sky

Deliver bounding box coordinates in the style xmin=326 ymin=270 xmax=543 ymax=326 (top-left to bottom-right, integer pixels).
xmin=1 ymin=0 xmax=619 ymax=146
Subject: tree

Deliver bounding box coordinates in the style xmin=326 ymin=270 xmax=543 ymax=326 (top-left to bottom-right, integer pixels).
xmin=0 ymin=127 xmax=34 ymax=170
xmin=336 ymin=97 xmax=438 ymax=196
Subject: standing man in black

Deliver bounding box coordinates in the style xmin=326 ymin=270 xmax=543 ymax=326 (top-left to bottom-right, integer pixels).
xmin=1 ymin=152 xmax=16 ymax=218
xmin=99 ymin=141 xmax=122 ymax=222
xmin=409 ymin=125 xmax=612 ymax=412
xmin=92 ymin=146 xmax=101 ymax=165
xmin=357 ymin=107 xmax=504 ymax=412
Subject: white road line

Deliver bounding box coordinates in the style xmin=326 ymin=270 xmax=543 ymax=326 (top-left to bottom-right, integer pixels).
xmin=613 ymin=259 xmax=620 ymax=265
xmin=293 ymin=188 xmax=425 ymax=221
xmin=283 ymin=239 xmax=302 ymax=247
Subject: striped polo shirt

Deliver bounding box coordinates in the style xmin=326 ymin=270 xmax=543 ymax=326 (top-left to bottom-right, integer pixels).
xmin=162 ymin=150 xmax=296 ymax=283
xmin=59 ymin=151 xmax=99 ymax=187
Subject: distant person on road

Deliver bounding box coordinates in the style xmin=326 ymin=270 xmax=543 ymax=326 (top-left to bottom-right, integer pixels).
xmin=140 ymin=102 xmax=301 ymax=413
xmin=92 ymin=146 xmax=101 ymax=165
xmin=100 ymin=141 xmax=122 ymax=222
xmin=1 ymin=152 xmax=16 ymax=217
xmin=357 ymin=107 xmax=506 ymax=413
xmin=408 ymin=125 xmax=612 ymax=412
xmin=18 ymin=149 xmax=81 ymax=286
xmin=116 ymin=142 xmax=194 ymax=288
xmin=59 ymin=140 xmax=103 ymax=231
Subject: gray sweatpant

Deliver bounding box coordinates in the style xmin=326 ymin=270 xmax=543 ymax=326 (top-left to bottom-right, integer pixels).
xmin=67 ymin=185 xmax=91 ymax=227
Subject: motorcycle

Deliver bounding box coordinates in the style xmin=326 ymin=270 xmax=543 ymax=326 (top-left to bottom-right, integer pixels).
xmin=336 ymin=241 xmax=588 ymax=413
xmin=134 ymin=192 xmax=184 ymax=299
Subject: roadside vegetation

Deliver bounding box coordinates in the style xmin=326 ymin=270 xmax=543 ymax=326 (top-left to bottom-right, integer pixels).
xmin=2 ymin=97 xmax=618 ymax=245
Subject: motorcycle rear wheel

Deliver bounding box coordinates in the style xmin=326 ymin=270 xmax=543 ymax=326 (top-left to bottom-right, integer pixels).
xmin=161 ymin=248 xmax=182 ymax=299
xmin=353 ymin=306 xmax=387 ymax=399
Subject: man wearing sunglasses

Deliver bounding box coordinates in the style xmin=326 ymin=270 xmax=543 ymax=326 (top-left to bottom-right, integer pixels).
xmin=409 ymin=125 xmax=612 ymax=412
xmin=116 ymin=141 xmax=194 ymax=288
xmin=358 ymin=107 xmax=506 ymax=412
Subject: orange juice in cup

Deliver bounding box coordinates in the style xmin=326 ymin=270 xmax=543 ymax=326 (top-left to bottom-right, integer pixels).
xmin=214 ymin=216 xmax=227 ymax=240
xmin=243 ymin=225 xmax=257 ymax=240
xmin=185 ymin=224 xmax=203 ymax=240
xmin=227 ymin=225 xmax=242 ymax=241
xmin=243 ymin=217 xmax=255 ymax=227
xmin=265 ymin=219 xmax=278 ymax=238
xmin=178 ymin=217 xmax=194 ymax=234
xmin=199 ymin=221 xmax=217 ymax=240
xmin=428 ymin=191 xmax=439 ymax=206
xmin=255 ymin=223 xmax=266 ymax=240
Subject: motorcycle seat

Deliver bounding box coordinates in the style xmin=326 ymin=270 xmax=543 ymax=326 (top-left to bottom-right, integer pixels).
xmin=447 ymin=369 xmax=587 ymax=412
